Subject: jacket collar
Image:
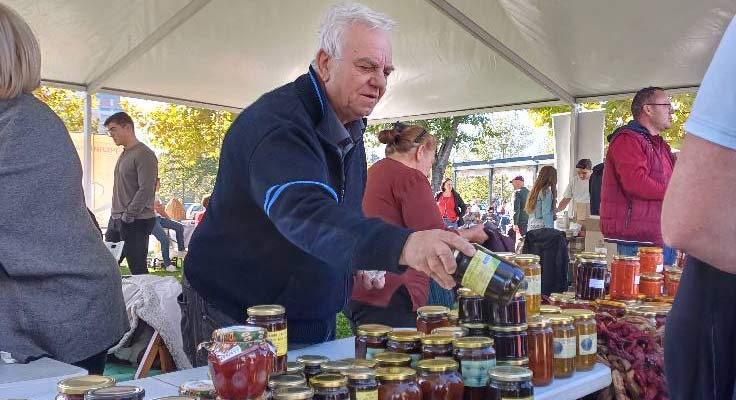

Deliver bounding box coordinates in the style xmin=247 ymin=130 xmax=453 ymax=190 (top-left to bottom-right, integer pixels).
xmin=607 ymin=119 xmax=654 ymax=146
xmin=294 ymin=66 xmax=368 ymax=133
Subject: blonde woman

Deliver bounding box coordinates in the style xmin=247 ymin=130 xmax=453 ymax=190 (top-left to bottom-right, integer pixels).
xmin=0 ymin=4 xmax=127 ymax=373
xmin=525 ymin=166 xmax=558 ymax=231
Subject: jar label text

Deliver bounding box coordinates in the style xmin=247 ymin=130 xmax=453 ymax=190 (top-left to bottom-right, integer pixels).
xmin=589 ymin=279 xmax=605 ymax=289
xmin=578 ymin=333 xmax=597 ymax=355
xmin=268 ymin=329 xmax=288 ymax=357
xmin=554 ymin=337 xmax=577 ymax=359
xmin=462 ymin=253 xmax=499 ymax=296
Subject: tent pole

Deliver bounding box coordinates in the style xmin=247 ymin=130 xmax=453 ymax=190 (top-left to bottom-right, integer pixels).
xmin=488 ymin=167 xmax=494 ymax=209
xmin=570 ymin=104 xmax=580 ymax=182
xmin=83 ymin=92 xmax=93 ymax=207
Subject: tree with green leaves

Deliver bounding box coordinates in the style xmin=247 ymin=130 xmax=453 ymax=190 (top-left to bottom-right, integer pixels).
xmin=33 ymin=86 xmax=99 ymax=133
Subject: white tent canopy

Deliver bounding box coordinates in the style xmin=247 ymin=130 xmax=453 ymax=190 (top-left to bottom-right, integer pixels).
xmin=8 ymin=0 xmax=736 ymax=120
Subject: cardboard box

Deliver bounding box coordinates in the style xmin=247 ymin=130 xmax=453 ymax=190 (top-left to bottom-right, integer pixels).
xmin=573 ymin=202 xmax=590 ymax=222
xmin=582 ymin=216 xmax=601 ymax=232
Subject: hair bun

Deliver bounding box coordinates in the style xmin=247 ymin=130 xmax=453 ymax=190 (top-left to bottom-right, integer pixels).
xmin=377 ymin=129 xmax=400 ymax=145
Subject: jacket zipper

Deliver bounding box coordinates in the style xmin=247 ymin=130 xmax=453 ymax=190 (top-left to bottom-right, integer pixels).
xmin=624 ymin=202 xmax=632 ymax=229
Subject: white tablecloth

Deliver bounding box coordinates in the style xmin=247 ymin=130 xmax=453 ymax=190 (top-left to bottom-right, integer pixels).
xmin=0 ymin=358 xmax=87 ymax=400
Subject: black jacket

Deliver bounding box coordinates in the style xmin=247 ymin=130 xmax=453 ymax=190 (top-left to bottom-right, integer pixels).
xmin=184 ymin=67 xmax=411 ymax=344
xmin=522 ymin=228 xmax=569 ymax=295
xmin=434 ymin=190 xmax=467 ymax=226
xmin=589 ymin=162 xmax=604 ymax=216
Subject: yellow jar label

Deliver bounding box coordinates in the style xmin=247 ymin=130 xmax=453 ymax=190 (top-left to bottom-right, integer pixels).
xmin=554 ymin=336 xmax=576 ymax=359
xmin=461 ymin=253 xmax=499 ymax=296
xmin=268 ymin=329 xmax=288 ymax=357
xmin=578 ymin=333 xmax=597 ymax=356
xmin=356 ymin=390 xmax=378 ymax=400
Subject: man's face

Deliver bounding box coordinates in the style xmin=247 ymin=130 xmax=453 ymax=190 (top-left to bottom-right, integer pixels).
xmin=576 ymin=168 xmax=592 ymax=180
xmin=645 ymin=90 xmax=674 ymax=132
xmin=106 ymin=122 xmax=132 ymax=146
xmin=320 ymin=23 xmax=393 ymax=123
xmin=512 ymin=180 xmax=523 ymax=190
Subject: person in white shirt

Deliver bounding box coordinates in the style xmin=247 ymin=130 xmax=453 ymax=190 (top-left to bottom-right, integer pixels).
xmin=556 ymin=158 xmax=592 ymax=217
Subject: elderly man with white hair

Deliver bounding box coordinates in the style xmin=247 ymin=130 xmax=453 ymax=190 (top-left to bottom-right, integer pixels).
xmin=182 ymin=2 xmax=475 ymax=365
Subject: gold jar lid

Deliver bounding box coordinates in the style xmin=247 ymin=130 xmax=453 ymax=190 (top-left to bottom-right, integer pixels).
xmin=448 ymin=309 xmax=459 ymax=320
xmin=322 ymin=360 xmax=354 ymax=374
xmin=488 ymin=366 xmax=533 ymax=382
xmin=421 ymin=334 xmax=455 ymax=345
xmin=310 ymin=374 xmax=347 ymax=388
xmin=627 ymin=308 xmax=657 ymax=318
xmin=273 ymin=386 xmax=315 ymax=400
xmin=639 ymin=246 xmax=663 ymax=254
xmin=460 ymin=322 xmax=488 ymax=330
xmin=540 ymin=305 xmax=562 ymax=314
xmin=562 ymin=309 xmax=595 ymax=320
xmin=454 ymin=336 xmax=493 ymax=349
xmin=641 ymin=273 xmax=664 ymax=281
xmin=341 ymin=367 xmax=376 ymax=380
xmin=667 ymin=274 xmax=681 ymax=282
xmin=457 ymin=287 xmax=482 ymax=297
xmin=491 ymin=324 xmax=528 ymax=333
xmin=57 ymin=376 xmax=116 ymax=395
xmin=387 ymin=330 xmax=422 ymax=342
xmin=572 ymin=299 xmax=592 ymax=306
xmin=357 ymin=324 xmax=392 ymax=337
xmin=614 ymin=255 xmax=640 ymax=261
xmin=494 ymin=252 xmax=517 ymax=261
xmin=375 ymin=367 xmax=416 ymax=381
xmin=295 ymin=354 xmax=329 ymax=366
xmin=595 ymin=299 xmax=627 ymax=309
xmin=212 ymin=325 xmax=267 ymax=342
xmin=527 ymin=316 xmax=551 ymax=328
xmin=374 ymin=352 xmax=412 ymax=366
xmin=339 ymin=358 xmax=377 ymax=369
xmin=179 ymin=379 xmax=216 ymax=397
xmin=432 ymin=326 xmax=469 ymax=338
xmin=665 ymin=266 xmax=683 ymax=274
xmin=497 ymin=357 xmax=529 ymax=367
xmin=514 ymin=254 xmax=540 ymax=265
xmin=417 ymin=305 xmax=450 ymax=317
xmin=563 ymin=291 xmax=577 ymax=298
xmin=246 ymin=304 xmax=285 ymax=317
xmin=286 ymin=361 xmax=305 ymax=373
xmin=269 ymin=374 xmax=308 ymax=389
xmin=416 ymin=358 xmax=458 ymax=372
xmin=576 ymin=252 xmax=607 ymax=261
xmin=547 ymin=315 xmax=574 ymax=325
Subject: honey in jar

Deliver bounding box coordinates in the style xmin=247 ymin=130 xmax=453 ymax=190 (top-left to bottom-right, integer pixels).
xmin=386 ymin=330 xmax=423 ymax=368
xmin=311 ymin=374 xmax=349 ymax=400
xmin=342 ymin=367 xmax=377 ymax=400
xmin=416 ymin=359 xmax=464 ymax=400
xmin=561 ymin=309 xmax=597 ymax=371
xmin=457 ymin=288 xmax=489 ymax=324
xmin=515 ymin=254 xmax=541 ymax=316
xmin=375 ymin=368 xmax=422 ymax=400
xmin=547 ymin=315 xmax=576 ymax=378
xmin=491 ymin=324 xmax=528 ymax=362
xmin=247 ymin=304 xmax=288 ymax=373
xmin=526 ymin=316 xmax=554 ymax=387
xmin=487 ymin=366 xmax=534 ymax=400
xmin=453 ymin=337 xmax=495 ymax=400
xmin=355 ymin=324 xmax=391 ymax=360
xmin=490 ymin=291 xmax=526 ymax=326
xmin=416 ymin=306 xmax=450 ymax=334
xmin=421 ymin=334 xmax=455 ymax=360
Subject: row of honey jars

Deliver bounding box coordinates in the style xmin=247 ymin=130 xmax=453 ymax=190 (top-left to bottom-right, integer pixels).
xmin=459 ymin=288 xmax=527 ymax=327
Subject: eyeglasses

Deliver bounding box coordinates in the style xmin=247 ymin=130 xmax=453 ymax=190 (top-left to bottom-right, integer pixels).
xmin=646 ymin=103 xmax=674 ymax=111
xmin=393 ymin=121 xmax=427 ymax=143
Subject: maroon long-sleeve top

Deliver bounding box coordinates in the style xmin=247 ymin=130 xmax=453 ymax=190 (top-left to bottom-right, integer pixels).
xmin=351 ymin=158 xmax=447 ymax=310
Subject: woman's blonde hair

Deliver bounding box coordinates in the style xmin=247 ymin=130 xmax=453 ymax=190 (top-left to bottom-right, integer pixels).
xmin=378 ymin=122 xmax=437 ymax=157
xmin=525 ymin=166 xmax=557 ymax=214
xmin=0 ymin=4 xmax=41 ymax=100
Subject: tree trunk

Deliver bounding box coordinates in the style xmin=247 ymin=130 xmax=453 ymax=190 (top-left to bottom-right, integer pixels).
xmin=431 ymin=118 xmax=461 ymax=192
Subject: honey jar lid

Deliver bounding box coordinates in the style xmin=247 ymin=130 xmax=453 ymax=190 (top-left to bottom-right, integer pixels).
xmin=595 ymin=299 xmax=627 ymax=309
xmin=268 ymin=374 xmax=308 ymax=389
xmin=527 ymin=316 xmax=551 ymax=328
xmin=387 ymin=330 xmax=423 ymax=342
xmin=58 ymin=376 xmax=116 ymax=395
xmin=640 ymin=272 xmax=664 ymax=281
xmin=448 ymin=309 xmax=459 ymax=319
xmin=421 ymin=334 xmax=455 ymax=345
xmin=488 ymin=366 xmax=533 ymax=382
xmin=494 ymin=252 xmax=517 ymax=261
xmin=431 ymin=326 xmax=469 ymax=338
xmin=614 ymin=255 xmax=640 ymax=261
xmin=416 ymin=358 xmax=458 ymax=372
xmin=497 ymin=357 xmax=529 ymax=367
xmin=179 ymin=380 xmax=216 ymax=397
xmin=212 ymin=325 xmax=267 ymax=342
xmin=576 ymin=252 xmax=607 ymax=261
xmin=626 ymin=308 xmax=657 ymax=318
xmin=374 ymin=352 xmax=412 ymax=365
xmin=639 ymin=246 xmax=663 ymax=253
xmin=454 ymin=336 xmax=493 ymax=349
xmin=322 ymin=360 xmax=354 ymax=373
xmin=460 ymin=322 xmax=488 ymax=329
xmin=417 ymin=305 xmax=450 ymax=317
xmin=561 ymin=309 xmax=595 ymax=320
xmin=356 ymin=323 xmax=392 ymax=337
xmin=457 ymin=287 xmax=482 ymax=297
xmin=340 ymin=358 xmax=377 ymax=369
xmin=272 ymin=386 xmax=315 ymax=400
xmin=341 ymin=367 xmax=376 ymax=380
xmin=246 ymin=304 xmax=285 ymax=317
xmin=540 ymin=305 xmax=562 ymax=314
xmin=664 ymin=266 xmax=683 ymax=274
xmin=375 ymin=367 xmax=417 ymax=381
xmin=310 ymin=374 xmax=348 ymax=388
xmin=84 ymin=386 xmax=145 ymax=399
xmin=286 ymin=361 xmax=305 ymax=373
xmin=514 ymin=254 xmax=540 ymax=265
xmin=295 ymin=354 xmax=329 ymax=366
xmin=491 ymin=324 xmax=528 ymax=333
xmin=668 ymin=274 xmax=681 ymax=282
xmin=546 ymin=315 xmax=574 ymax=325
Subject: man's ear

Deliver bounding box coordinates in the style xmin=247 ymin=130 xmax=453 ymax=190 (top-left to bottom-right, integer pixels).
xmin=316 ymin=49 xmax=331 ymax=82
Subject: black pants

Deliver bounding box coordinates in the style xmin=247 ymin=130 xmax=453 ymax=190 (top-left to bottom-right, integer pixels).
xmin=518 ymin=223 xmax=528 ymax=236
xmin=72 ymin=350 xmax=108 ymax=375
xmin=665 ymin=257 xmax=736 ymax=400
xmin=107 ymin=217 xmax=155 ymax=275
xmin=344 ymin=286 xmax=417 ymax=334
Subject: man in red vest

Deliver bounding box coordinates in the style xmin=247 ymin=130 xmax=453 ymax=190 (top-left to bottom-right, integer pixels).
xmin=600 ymin=87 xmax=676 ymax=261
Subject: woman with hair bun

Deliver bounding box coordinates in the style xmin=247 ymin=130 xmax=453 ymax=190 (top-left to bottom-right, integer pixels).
xmin=345 ymin=123 xmax=487 ymax=328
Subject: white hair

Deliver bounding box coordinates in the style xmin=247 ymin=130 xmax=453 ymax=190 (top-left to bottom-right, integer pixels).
xmin=0 ymin=3 xmax=41 ymax=100
xmin=312 ymin=3 xmax=396 ymax=68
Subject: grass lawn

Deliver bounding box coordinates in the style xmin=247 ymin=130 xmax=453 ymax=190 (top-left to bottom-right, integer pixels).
xmin=120 ymin=262 xmax=354 ymax=339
